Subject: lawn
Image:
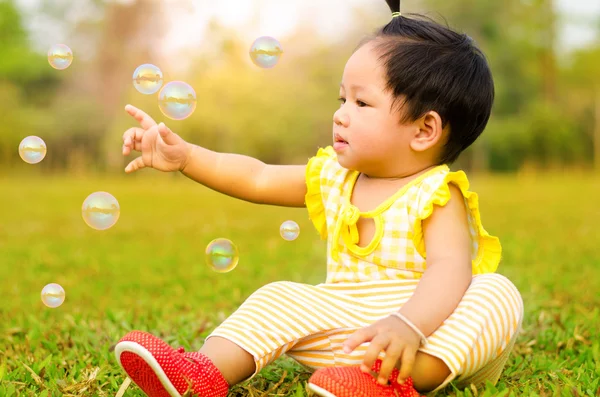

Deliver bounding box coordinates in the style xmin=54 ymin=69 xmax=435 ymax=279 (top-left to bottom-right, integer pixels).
xmin=0 ymin=171 xmax=598 ymax=396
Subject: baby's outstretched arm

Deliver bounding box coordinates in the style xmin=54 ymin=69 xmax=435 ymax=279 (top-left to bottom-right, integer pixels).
xmin=181 ymin=144 xmax=307 ymax=207
xmin=121 ymin=104 xmax=307 ymax=208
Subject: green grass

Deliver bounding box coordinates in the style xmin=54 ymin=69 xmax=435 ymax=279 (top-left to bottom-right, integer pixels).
xmin=0 ymin=171 xmax=599 ymax=396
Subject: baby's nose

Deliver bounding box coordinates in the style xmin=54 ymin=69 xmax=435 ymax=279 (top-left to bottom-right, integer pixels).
xmin=333 ymin=110 xmax=348 ymax=126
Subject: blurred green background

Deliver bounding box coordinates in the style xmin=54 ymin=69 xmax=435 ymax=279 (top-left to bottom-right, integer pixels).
xmin=1 ymin=0 xmax=599 ymax=396
xmin=1 ymin=0 xmax=599 ymax=174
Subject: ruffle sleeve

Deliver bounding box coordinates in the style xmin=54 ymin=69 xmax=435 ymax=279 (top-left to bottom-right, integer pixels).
xmin=304 ymin=146 xmax=336 ymax=240
xmin=412 ymin=171 xmax=502 ymax=274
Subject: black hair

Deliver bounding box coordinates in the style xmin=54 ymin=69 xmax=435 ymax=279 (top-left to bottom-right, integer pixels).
xmin=364 ymin=0 xmax=495 ymax=165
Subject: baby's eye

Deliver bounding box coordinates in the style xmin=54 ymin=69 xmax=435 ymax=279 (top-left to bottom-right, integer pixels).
xmin=337 ymin=97 xmax=367 ymax=107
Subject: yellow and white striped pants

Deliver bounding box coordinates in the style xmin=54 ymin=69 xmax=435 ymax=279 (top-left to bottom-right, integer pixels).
xmin=206 ymin=273 xmax=523 ymax=392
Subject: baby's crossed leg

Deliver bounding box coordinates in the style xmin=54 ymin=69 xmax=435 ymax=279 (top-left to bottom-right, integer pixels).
xmin=198 ymin=332 xmax=449 ymax=392
xmin=197 ymin=274 xmax=522 ymax=393
xmin=115 ymin=275 xmax=519 ymax=395
xmin=196 ymin=279 xmax=453 ymax=392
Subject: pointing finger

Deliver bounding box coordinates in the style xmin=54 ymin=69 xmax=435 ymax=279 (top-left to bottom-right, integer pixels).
xmin=125 ymin=104 xmax=157 ymax=129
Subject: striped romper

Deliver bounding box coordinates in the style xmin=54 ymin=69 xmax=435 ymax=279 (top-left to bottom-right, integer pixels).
xmin=206 ymin=146 xmax=524 ymax=392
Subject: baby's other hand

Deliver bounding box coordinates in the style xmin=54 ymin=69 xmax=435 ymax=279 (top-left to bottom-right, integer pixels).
xmin=343 ymin=315 xmax=421 ymax=385
xmin=122 ymin=104 xmax=192 ymax=173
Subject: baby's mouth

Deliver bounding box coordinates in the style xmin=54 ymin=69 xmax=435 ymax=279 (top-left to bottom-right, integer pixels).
xmin=333 ymin=136 xmax=349 ymax=151
xmin=334 ymin=134 xmax=348 ymax=144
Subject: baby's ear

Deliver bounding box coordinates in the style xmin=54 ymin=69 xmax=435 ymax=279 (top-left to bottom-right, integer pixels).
xmin=410 ymin=110 xmax=444 ymax=152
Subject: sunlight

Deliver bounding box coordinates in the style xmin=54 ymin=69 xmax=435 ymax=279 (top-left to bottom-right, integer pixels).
xmin=160 ymin=0 xmax=300 ymax=60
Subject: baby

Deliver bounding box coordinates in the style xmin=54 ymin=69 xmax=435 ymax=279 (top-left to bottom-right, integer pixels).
xmin=113 ymin=1 xmax=524 ymax=396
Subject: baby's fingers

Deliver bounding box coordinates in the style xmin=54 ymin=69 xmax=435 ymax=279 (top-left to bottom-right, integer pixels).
xmin=344 ymin=326 xmax=376 ymax=354
xmin=125 ymin=104 xmax=157 ymax=129
xmin=122 ymin=127 xmax=145 ymax=155
xmin=378 ymin=341 xmax=403 ymax=385
xmin=397 ymin=348 xmax=416 ymax=384
xmin=124 ymin=156 xmax=146 ymax=173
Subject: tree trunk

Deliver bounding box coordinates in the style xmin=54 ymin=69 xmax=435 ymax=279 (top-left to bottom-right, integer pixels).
xmin=594 ymin=87 xmax=600 ymax=172
xmin=540 ymin=0 xmax=557 ymax=104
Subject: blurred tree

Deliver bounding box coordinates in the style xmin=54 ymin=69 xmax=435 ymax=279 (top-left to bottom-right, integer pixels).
xmin=90 ymin=0 xmax=168 ymax=171
xmin=0 ymin=0 xmax=56 ymax=88
xmin=24 ymin=0 xmax=169 ymax=172
xmin=423 ymin=0 xmax=590 ymax=172
xmin=561 ymin=45 xmax=600 ymax=170
xmin=0 ymin=0 xmax=60 ymax=169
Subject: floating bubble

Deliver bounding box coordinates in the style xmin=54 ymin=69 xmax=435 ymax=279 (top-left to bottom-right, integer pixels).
xmin=133 ymin=63 xmax=163 ymax=95
xmin=41 ymin=283 xmax=65 ymax=308
xmin=82 ymin=191 xmax=120 ymax=230
xmin=249 ymin=36 xmax=283 ymax=69
xmin=19 ymin=136 xmax=47 ymax=164
xmin=158 ymin=81 xmax=197 ymax=120
xmin=48 ymin=44 xmax=73 ymax=70
xmin=280 ymin=220 xmax=300 ymax=241
xmin=206 ymin=238 xmax=239 ymax=273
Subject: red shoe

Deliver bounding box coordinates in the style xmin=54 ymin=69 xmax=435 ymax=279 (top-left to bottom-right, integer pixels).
xmin=307 ymin=359 xmax=424 ymax=397
xmin=114 ymin=330 xmax=229 ymax=397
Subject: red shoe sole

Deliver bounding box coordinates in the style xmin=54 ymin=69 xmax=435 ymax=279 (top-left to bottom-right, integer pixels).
xmin=116 ymin=340 xmax=183 ymax=397
xmin=307 ymin=383 xmax=338 ymax=397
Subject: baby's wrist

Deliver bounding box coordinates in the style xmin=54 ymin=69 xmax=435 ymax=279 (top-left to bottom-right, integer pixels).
xmin=389 ymin=312 xmax=428 ymax=345
xmin=180 ymin=142 xmax=195 ymax=173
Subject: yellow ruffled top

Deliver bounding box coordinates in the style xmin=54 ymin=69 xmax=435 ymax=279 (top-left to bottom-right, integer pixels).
xmin=305 ymin=146 xmax=501 ymax=283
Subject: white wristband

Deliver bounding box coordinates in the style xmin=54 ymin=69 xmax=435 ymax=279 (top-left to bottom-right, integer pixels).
xmin=389 ymin=312 xmax=428 ymax=346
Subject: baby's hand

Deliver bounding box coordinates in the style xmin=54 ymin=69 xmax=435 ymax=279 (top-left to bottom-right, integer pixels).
xmin=343 ymin=315 xmax=421 ymax=385
xmin=122 ymin=104 xmax=192 ymax=173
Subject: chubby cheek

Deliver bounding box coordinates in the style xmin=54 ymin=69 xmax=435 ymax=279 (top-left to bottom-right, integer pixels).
xmin=373 ymin=131 xmax=407 ymax=156
xmin=355 ymin=137 xmax=385 ymax=158
xmin=337 ymin=141 xmax=375 ymax=171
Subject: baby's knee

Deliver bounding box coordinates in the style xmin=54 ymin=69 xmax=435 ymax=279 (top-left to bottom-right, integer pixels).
xmin=471 ymin=273 xmax=525 ymax=334
xmin=250 ymin=280 xmax=296 ymax=298
xmin=473 ymin=273 xmax=523 ymax=311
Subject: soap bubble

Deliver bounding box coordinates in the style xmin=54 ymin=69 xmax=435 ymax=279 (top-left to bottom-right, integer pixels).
xmin=206 ymin=238 xmax=239 ymax=273
xmin=19 ymin=136 xmax=47 ymax=164
xmin=133 ymin=63 xmax=163 ymax=95
xmin=280 ymin=220 xmax=300 ymax=241
xmin=41 ymin=283 xmax=66 ymax=308
xmin=82 ymin=191 xmax=120 ymax=230
xmin=158 ymin=81 xmax=197 ymax=120
xmin=48 ymin=44 xmax=73 ymax=70
xmin=249 ymin=36 xmax=283 ymax=68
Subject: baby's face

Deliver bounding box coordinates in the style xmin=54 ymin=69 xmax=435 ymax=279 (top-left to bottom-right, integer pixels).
xmin=333 ymin=40 xmax=416 ymax=177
